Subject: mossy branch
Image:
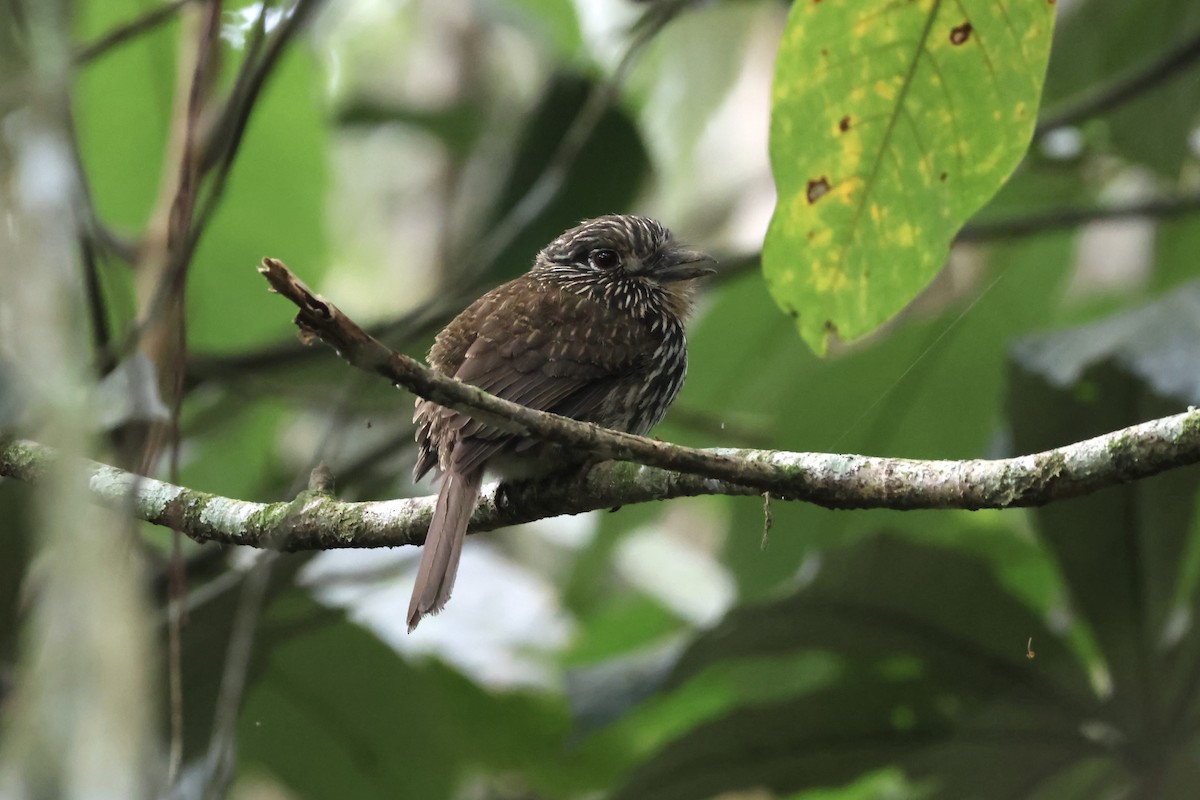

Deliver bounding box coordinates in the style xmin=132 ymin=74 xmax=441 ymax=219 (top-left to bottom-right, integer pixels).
xmin=3 ymin=259 xmax=1198 ymax=549
xmin=3 ymin=400 xmax=1199 ymax=549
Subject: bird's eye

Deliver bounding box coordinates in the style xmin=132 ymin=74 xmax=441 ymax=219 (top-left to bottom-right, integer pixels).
xmin=589 ymin=249 xmax=621 ymax=270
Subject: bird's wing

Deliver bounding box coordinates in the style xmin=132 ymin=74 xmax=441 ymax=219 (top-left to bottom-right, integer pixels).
xmin=443 ymin=281 xmax=652 ymax=475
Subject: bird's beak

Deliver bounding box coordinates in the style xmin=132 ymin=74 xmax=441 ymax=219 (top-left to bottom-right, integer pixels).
xmin=655 ymin=248 xmax=717 ymax=283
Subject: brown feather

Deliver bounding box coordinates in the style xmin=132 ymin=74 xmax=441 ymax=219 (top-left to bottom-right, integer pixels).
xmin=407 ymin=215 xmax=712 ymax=630
xmin=407 ymin=466 xmax=484 ymax=631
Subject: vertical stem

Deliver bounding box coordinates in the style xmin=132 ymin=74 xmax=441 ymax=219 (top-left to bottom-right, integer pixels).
xmin=0 ymin=1 xmax=156 ymax=795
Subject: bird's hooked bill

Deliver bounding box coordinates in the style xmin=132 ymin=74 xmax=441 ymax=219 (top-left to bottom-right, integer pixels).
xmin=654 ymin=248 xmax=718 ymax=283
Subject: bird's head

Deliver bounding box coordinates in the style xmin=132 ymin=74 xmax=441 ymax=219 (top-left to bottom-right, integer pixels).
xmin=533 ymin=215 xmax=716 ymax=288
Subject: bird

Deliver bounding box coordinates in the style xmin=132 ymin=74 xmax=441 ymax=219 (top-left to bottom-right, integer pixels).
xmin=407 ymin=214 xmax=715 ymax=631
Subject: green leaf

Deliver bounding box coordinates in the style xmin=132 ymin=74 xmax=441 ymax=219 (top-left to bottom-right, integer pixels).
xmin=563 ymin=594 xmax=685 ymax=669
xmin=482 ymin=72 xmax=650 ymax=284
xmin=1010 ymin=280 xmax=1200 ymax=407
xmin=497 ymin=0 xmax=583 ymax=59
xmin=185 ymin=578 xmax=582 ymax=799
xmin=1154 ymin=213 xmax=1200 ymax=293
xmin=763 ymin=0 xmax=1055 ymax=353
xmin=1009 ymin=286 xmax=1200 ymax=731
xmin=238 ymin=592 xmax=458 ymax=800
xmin=612 ymin=535 xmax=1099 ymax=800
xmin=571 ymin=650 xmax=840 ymax=793
xmin=73 ymin=0 xmax=178 ymax=232
xmin=179 ymin=396 xmax=289 ymax=498
xmin=189 ymin=46 xmax=329 ymax=352
xmin=177 ymin=557 xmax=313 ymax=767
xmin=335 ymin=99 xmax=483 ymax=158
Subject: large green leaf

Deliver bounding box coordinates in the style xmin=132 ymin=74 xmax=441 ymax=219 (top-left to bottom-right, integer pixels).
xmin=183 ymin=573 xmax=582 ymax=799
xmin=1009 ymin=283 xmax=1200 ymax=735
xmin=763 ymin=0 xmax=1055 ymax=353
xmin=611 ymin=535 xmax=1099 ymax=800
xmin=236 ymin=591 xmax=458 ymax=799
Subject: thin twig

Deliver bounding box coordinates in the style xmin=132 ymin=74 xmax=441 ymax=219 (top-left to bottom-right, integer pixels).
xmin=959 ymin=191 xmax=1200 ymax=241
xmin=465 ymin=1 xmax=688 ymax=274
xmin=197 ymin=0 xmax=279 ymax=173
xmin=63 ymin=98 xmax=125 ymax=374
xmin=201 ymin=553 xmax=276 ymax=800
xmin=77 ymin=231 xmax=115 ymax=374
xmin=132 ymin=0 xmax=325 ymax=358
xmin=74 ymin=0 xmax=197 ymax=65
xmin=164 ymin=2 xmax=223 ymax=784
xmin=197 ymin=0 xmax=323 ymax=181
xmin=1035 ymin=29 xmax=1200 ymax=137
xmin=760 ymin=492 xmax=772 ymax=550
xmin=184 ymin=278 xmax=488 ymax=387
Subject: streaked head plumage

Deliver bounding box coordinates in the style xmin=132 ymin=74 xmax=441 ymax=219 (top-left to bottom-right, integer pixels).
xmin=535 ymin=215 xmax=714 ymax=285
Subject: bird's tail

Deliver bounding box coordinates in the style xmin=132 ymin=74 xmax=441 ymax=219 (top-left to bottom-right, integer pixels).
xmin=407 ymin=467 xmax=483 ymax=632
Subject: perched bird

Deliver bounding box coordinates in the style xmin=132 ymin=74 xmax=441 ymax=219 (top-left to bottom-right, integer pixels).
xmin=408 ymin=214 xmax=714 ymax=631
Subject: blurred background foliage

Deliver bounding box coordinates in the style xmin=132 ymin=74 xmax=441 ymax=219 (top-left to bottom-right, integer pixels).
xmin=3 ymin=0 xmax=1200 ymax=798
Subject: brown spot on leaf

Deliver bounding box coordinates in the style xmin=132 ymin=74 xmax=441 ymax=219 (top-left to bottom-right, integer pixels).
xmin=820 ymin=48 xmax=829 ymax=57
xmin=787 ymin=307 xmax=800 ymax=319
xmin=823 ymin=320 xmax=838 ymax=335
xmin=807 ymin=229 xmax=816 ymax=241
xmin=939 ymin=171 xmax=948 ymax=182
xmin=806 ymin=176 xmax=832 ymax=204
xmin=838 ymin=115 xmax=851 ymax=132
xmin=950 ymin=22 xmax=973 ymax=45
